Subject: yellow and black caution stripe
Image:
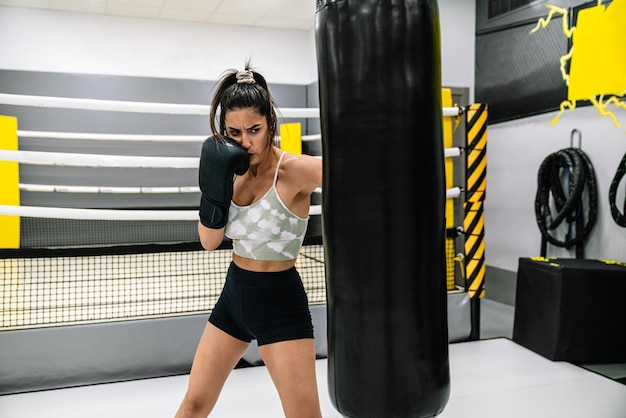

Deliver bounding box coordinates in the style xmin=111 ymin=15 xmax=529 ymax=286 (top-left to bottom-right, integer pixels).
xmin=464 ymin=104 xmax=487 ymax=298
xmin=0 ymin=115 xmax=20 ymax=249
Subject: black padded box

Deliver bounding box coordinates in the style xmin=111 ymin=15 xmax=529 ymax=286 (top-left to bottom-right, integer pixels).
xmin=513 ymin=257 xmax=626 ymax=363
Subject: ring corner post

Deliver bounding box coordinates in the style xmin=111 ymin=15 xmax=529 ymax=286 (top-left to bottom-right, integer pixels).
xmin=0 ymin=115 xmax=20 ymax=249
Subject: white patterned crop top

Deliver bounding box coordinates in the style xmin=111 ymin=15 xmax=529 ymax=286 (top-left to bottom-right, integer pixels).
xmin=224 ymin=152 xmax=309 ymax=261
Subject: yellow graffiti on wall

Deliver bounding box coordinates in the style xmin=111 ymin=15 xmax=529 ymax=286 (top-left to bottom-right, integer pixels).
xmin=530 ymin=0 xmax=626 ymax=129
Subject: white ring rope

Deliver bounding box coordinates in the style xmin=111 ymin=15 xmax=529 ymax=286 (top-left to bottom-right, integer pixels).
xmin=0 ymin=188 xmax=458 ymax=218
xmin=445 ymin=147 xmax=462 ymax=158
xmin=19 ymin=184 xmax=201 ymax=194
xmin=0 ymin=205 xmax=199 ymax=220
xmin=0 ymin=150 xmax=197 ymax=168
xmin=0 ymin=93 xmax=209 ymax=114
xmin=302 ymin=134 xmax=320 ymax=142
xmin=0 ymin=93 xmax=461 ymax=118
xmin=17 ymin=131 xmax=207 ymax=142
xmin=0 ymin=93 xmax=319 ymax=118
xmin=446 ymin=187 xmax=463 ymax=199
xmin=17 ymin=183 xmax=448 ymax=199
xmin=18 ymin=184 xmax=324 ymax=195
xmin=1 ymin=148 xmax=460 ymax=168
xmin=0 ymin=204 xmax=322 ymax=219
xmin=443 ymin=107 xmax=461 ymax=117
xmin=16 ymin=130 xmax=321 ymax=143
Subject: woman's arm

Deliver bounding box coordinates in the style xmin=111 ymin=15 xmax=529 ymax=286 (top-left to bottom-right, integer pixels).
xmin=198 ymin=222 xmax=226 ymax=251
xmin=294 ymin=154 xmax=323 ymax=194
xmin=279 ymin=154 xmax=323 ymax=218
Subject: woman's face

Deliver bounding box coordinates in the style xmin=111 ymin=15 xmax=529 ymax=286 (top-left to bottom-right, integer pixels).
xmin=225 ymin=107 xmax=270 ymax=166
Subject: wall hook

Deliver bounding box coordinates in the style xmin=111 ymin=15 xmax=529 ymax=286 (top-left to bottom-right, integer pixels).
xmin=570 ymin=129 xmax=582 ymax=148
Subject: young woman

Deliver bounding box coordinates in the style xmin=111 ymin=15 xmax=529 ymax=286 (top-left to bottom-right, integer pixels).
xmin=175 ymin=62 xmax=323 ymax=418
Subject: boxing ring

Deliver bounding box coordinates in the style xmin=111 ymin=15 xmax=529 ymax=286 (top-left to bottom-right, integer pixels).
xmin=0 ymin=74 xmax=482 ymax=396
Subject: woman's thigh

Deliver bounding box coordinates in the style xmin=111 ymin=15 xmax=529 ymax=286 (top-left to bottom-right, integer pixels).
xmin=185 ymin=322 xmax=250 ymax=401
xmin=259 ymin=338 xmax=322 ymax=418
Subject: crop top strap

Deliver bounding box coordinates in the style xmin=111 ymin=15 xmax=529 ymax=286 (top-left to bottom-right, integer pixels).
xmin=273 ymin=152 xmax=286 ymax=187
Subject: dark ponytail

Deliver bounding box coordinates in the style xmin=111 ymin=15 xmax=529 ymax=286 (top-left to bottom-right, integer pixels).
xmin=209 ymin=60 xmax=278 ymax=147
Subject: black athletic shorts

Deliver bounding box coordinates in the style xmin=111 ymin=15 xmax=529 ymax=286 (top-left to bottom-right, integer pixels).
xmin=208 ymin=261 xmax=314 ymax=346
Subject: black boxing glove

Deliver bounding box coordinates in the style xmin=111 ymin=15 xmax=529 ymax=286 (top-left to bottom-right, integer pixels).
xmin=198 ymin=136 xmax=249 ymax=228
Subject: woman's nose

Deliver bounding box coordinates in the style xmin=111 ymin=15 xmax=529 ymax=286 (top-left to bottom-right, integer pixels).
xmin=240 ymin=134 xmax=252 ymax=148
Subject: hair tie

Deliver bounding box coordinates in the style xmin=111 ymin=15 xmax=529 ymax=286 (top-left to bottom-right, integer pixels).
xmin=236 ymin=70 xmax=255 ymax=84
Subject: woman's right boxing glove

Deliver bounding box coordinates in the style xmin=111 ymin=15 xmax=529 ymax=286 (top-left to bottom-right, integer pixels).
xmin=198 ymin=136 xmax=250 ymax=229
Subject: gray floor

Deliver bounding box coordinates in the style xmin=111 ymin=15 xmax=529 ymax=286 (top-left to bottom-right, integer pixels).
xmin=1 ymin=298 xmax=626 ymax=418
xmin=480 ymin=298 xmax=626 ymax=383
xmin=479 ymin=297 xmax=515 ymax=339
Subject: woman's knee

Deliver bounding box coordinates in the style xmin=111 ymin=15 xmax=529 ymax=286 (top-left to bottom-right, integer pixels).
xmin=176 ymin=395 xmax=214 ymax=418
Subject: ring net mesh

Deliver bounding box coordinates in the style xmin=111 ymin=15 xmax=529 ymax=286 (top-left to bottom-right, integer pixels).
xmin=0 ymin=218 xmax=326 ymax=330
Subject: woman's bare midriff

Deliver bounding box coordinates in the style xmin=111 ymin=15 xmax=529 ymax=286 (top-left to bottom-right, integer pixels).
xmin=232 ymin=253 xmax=297 ymax=272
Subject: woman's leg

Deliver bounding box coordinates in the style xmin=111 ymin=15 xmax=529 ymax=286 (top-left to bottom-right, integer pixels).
xmin=175 ymin=322 xmax=249 ymax=418
xmin=259 ymin=338 xmax=322 ymax=418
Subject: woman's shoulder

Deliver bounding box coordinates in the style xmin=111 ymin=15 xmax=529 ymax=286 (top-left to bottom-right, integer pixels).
xmin=280 ymin=152 xmax=322 ymax=191
xmin=282 ymin=151 xmax=320 ymax=164
xmin=282 ymin=152 xmax=322 ymax=173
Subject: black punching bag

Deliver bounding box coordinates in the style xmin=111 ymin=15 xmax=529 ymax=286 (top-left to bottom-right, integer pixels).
xmin=316 ymin=1 xmax=451 ymax=417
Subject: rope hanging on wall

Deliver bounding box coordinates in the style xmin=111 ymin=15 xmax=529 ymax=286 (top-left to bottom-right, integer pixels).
xmin=608 ymin=151 xmax=626 ymax=227
xmin=534 ymin=130 xmax=598 ymax=259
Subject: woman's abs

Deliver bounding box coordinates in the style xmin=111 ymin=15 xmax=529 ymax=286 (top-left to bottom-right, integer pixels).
xmin=232 ymin=253 xmax=297 ymax=272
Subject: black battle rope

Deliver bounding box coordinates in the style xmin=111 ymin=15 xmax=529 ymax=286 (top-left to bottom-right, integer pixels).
xmin=608 ymin=151 xmax=626 ymax=227
xmin=534 ymin=147 xmax=598 ymax=258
